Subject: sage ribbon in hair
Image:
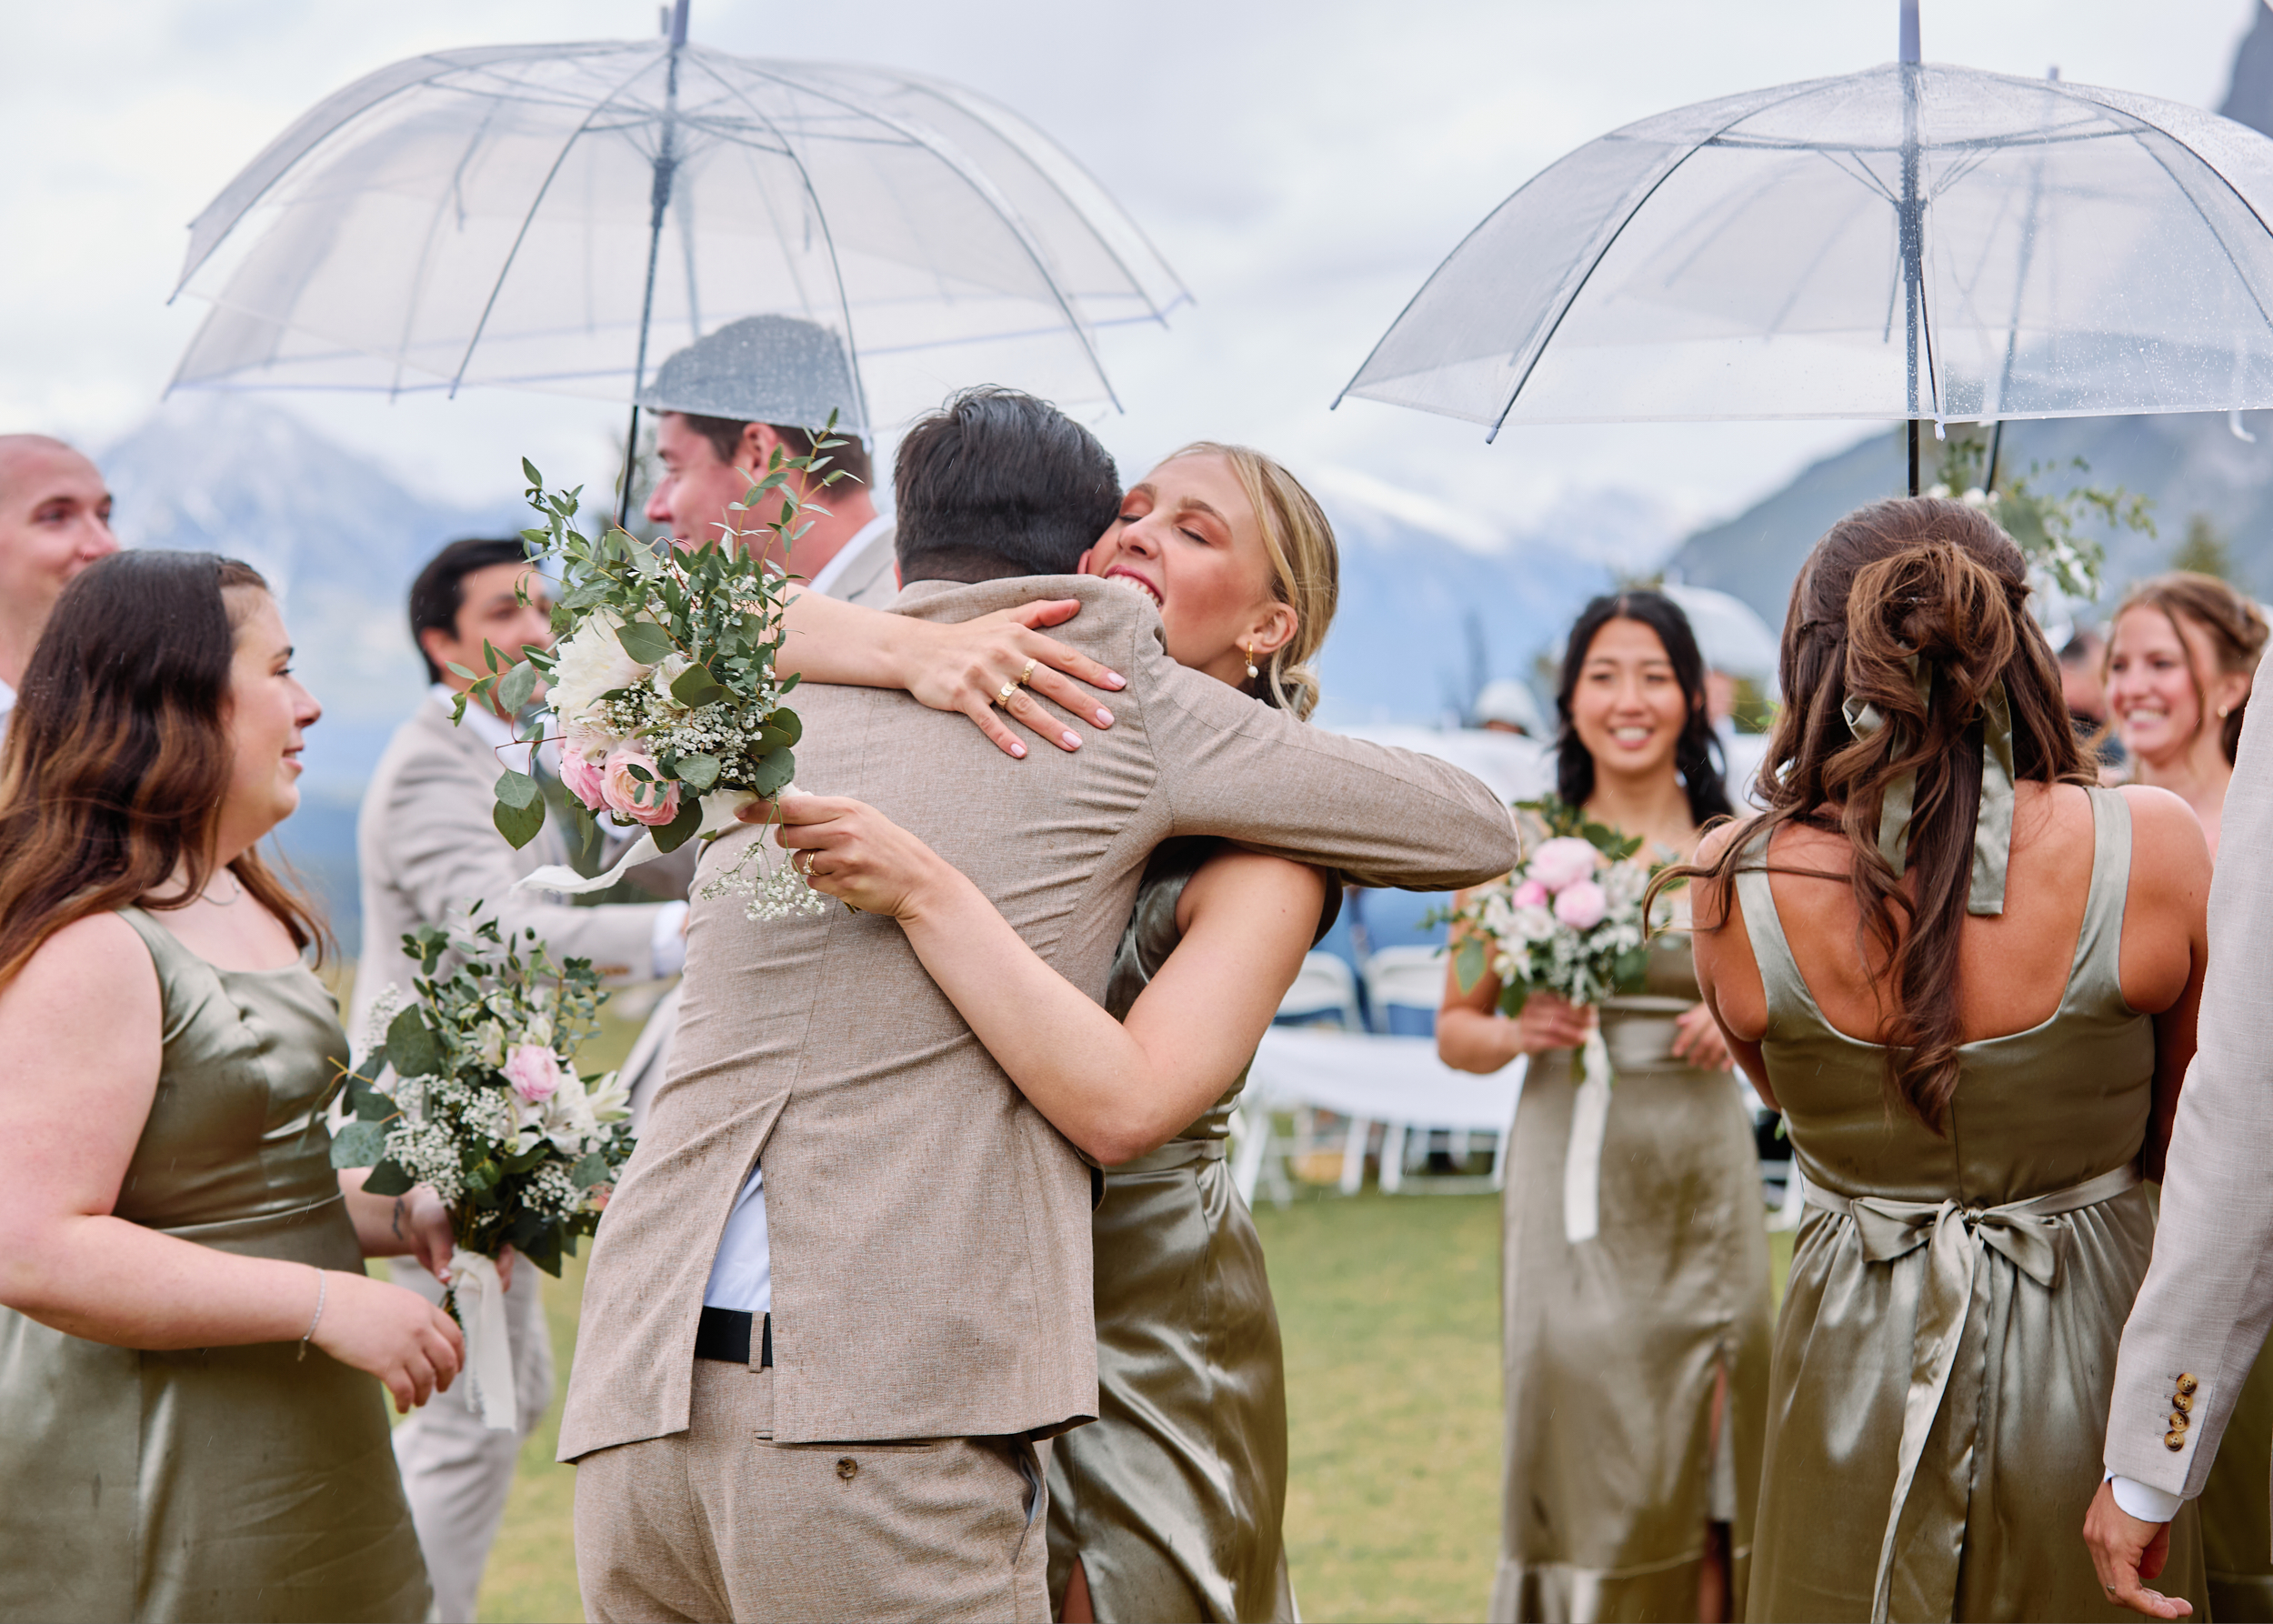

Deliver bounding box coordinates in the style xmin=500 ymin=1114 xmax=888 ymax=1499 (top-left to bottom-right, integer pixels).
xmin=1840 ymin=655 xmax=2014 ymax=917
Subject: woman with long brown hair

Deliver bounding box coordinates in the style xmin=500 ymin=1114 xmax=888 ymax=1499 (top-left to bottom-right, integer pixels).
xmin=0 ymin=551 xmax=465 ymax=1621
xmin=1685 ymin=498 xmax=2212 ymax=1620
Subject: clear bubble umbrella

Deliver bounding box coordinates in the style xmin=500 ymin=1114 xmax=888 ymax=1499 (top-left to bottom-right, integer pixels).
xmin=1339 ymin=0 xmax=2273 ymax=491
xmin=166 ymin=3 xmax=1185 ymax=507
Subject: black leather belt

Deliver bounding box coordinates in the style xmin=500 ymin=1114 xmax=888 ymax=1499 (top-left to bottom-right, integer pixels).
xmin=693 ymin=1306 xmax=771 ymax=1367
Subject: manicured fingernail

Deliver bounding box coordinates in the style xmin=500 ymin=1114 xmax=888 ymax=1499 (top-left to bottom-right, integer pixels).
xmin=1010 ymin=741 xmax=1026 ymax=758
xmin=1061 ymin=731 xmax=1081 ymax=749
xmin=1105 ymin=671 xmax=1126 ymax=688
xmin=1095 ymin=708 xmax=1114 ymax=727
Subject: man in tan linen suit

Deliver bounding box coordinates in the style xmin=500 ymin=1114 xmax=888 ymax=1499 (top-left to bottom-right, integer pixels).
xmin=561 ymin=395 xmax=1522 ymax=1622
xmin=2090 ymin=685 xmax=2273 ymax=1615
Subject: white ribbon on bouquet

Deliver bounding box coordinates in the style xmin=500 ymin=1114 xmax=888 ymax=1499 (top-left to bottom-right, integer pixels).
xmin=513 ymin=789 xmax=760 ymax=897
xmin=1560 ymin=1027 xmax=1614 ymax=1244
xmin=446 ymin=1248 xmax=517 ymax=1430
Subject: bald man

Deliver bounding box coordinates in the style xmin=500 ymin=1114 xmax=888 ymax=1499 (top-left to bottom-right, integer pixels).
xmin=0 ymin=436 xmax=120 ymax=714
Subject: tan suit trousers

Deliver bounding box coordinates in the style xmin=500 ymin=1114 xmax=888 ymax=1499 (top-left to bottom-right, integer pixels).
xmin=575 ymin=1362 xmax=1048 ymax=1623
xmin=389 ymin=1258 xmax=555 ymax=1622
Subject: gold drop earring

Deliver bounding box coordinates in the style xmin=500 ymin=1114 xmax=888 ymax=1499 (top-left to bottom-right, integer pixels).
xmin=1243 ymin=641 xmax=1260 ymax=679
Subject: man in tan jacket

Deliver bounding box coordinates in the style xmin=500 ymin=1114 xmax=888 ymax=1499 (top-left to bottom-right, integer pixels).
xmin=2088 ymin=684 xmax=2273 ymax=1619
xmin=355 ymin=537 xmax=688 ymax=1624
xmin=562 ymin=393 xmax=1522 ymax=1621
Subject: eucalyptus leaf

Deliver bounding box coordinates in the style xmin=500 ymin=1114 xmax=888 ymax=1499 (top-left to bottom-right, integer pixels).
xmin=571 ymin=1151 xmax=611 ymax=1189
xmin=615 ymin=619 xmax=675 ymax=665
xmin=676 ymin=753 xmax=722 ymax=792
xmin=495 ymin=796 xmax=546 ymax=849
xmin=498 ymin=660 xmax=540 ymax=714
xmin=1455 ymin=937 xmax=1488 ymax=995
xmin=495 ymin=768 xmax=541 ymax=811
xmin=328 ymin=1119 xmax=391 ymax=1169
xmin=669 ymin=663 xmax=728 ymax=709
xmin=650 ymin=792 xmax=706 ymax=854
xmin=749 ymin=745 xmax=796 ymax=797
xmin=385 ymin=1007 xmax=444 ymax=1080
xmin=522 ymin=457 xmax=544 ymax=487
xmin=362 ymin=1158 xmax=417 ymax=1198
xmin=1497 ymin=981 xmax=1531 ymax=1018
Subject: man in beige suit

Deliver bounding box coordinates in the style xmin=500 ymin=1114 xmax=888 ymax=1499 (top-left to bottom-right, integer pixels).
xmin=561 ymin=393 xmax=1522 ymax=1621
xmin=355 ymin=537 xmax=688 ymax=1624
xmin=2089 ymin=689 xmax=2273 ymax=1619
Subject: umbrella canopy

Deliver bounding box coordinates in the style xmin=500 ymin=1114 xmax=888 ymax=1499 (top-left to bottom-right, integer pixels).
xmin=1339 ymin=57 xmax=2273 ymax=437
xmin=167 ymin=36 xmax=1185 ymax=434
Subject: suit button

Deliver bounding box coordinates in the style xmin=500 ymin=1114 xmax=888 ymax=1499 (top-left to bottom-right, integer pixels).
xmin=2172 ymin=1390 xmax=2194 ymax=1414
xmin=2170 ymin=1412 xmax=2190 ymax=1430
xmin=2177 ymin=1374 xmax=2200 ymax=1397
xmin=2167 ymin=1430 xmax=2188 ymax=1451
xmin=836 ymin=1457 xmax=857 ymax=1480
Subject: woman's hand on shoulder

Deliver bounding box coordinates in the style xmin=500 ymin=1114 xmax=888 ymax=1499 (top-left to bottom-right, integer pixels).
xmin=897 ymin=601 xmax=1126 ymax=760
xmin=310 ymin=1269 xmax=465 ymax=1412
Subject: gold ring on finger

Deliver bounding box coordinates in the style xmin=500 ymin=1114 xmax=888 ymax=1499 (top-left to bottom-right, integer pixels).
xmin=1016 ymin=658 xmax=1037 ymax=687
xmin=995 ymin=680 xmax=1019 ymax=707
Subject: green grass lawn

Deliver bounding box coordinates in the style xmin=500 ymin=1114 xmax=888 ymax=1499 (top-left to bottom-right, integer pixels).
xmin=473 ymin=1176 xmax=1796 ymax=1623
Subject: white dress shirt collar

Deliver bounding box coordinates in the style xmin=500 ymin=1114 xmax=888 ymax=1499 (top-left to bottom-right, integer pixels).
xmin=802 ymin=513 xmax=893 ymax=600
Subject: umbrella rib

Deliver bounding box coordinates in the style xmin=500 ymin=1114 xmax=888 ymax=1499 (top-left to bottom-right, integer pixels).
xmin=878 ymin=67 xmax=1188 ymax=320
xmin=1476 ymin=79 xmax=1838 ymax=441
xmin=446 ymin=46 xmax=669 ymax=396
xmin=392 ymin=97 xmax=506 ymax=398
xmin=695 ymin=52 xmax=1125 ymax=418
xmin=2085 ymin=107 xmax=2273 ymax=336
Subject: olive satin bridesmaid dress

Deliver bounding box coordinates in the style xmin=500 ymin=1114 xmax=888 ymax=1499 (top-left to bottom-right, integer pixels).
xmin=1046 ymin=839 xmax=1308 ymax=1624
xmin=1732 ymin=788 xmax=2208 ymax=1622
xmin=0 ymin=908 xmax=428 ymax=1622
xmin=1492 ymin=923 xmax=1775 ymax=1622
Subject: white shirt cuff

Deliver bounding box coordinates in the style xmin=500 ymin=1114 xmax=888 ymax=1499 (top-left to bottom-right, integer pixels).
xmin=651 ymin=902 xmax=690 ymax=979
xmin=2106 ymin=1469 xmax=2183 ymax=1523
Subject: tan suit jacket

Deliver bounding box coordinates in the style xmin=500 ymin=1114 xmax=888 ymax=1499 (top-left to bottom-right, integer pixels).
xmin=2107 ymin=692 xmax=2273 ymax=1496
xmin=559 ymin=575 xmax=1521 ymax=1459
xmin=349 ymin=699 xmax=673 ymax=1045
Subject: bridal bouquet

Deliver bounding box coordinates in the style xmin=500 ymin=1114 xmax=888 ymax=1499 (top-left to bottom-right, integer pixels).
xmin=330 ymin=907 xmax=632 ymax=1427
xmin=1445 ymin=797 xmax=1677 ymax=1244
xmin=453 ymin=424 xmax=856 ymax=919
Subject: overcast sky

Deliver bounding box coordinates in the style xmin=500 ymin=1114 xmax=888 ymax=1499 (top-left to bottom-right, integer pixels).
xmin=2 ymin=0 xmax=2263 ymax=533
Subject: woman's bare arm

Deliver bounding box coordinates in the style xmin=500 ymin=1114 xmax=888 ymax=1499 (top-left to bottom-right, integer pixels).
xmin=2118 ymin=787 xmax=2212 ymax=1180
xmin=776 ymin=587 xmax=1126 ymax=759
xmin=1688 ymin=823 xmax=1777 ymax=1108
xmin=773 ymin=796 xmax=1323 ymax=1165
xmin=0 ymin=913 xmax=462 ymax=1408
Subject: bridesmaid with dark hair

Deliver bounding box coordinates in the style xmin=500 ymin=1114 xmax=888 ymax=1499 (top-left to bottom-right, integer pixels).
xmin=1439 ymin=590 xmax=1774 ymax=1623
xmin=0 ymin=551 xmax=463 ymax=1621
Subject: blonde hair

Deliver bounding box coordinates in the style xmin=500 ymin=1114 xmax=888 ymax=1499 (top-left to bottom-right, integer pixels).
xmin=1159 ymin=441 xmax=1339 ymax=720
xmin=2107 ymin=571 xmax=2268 ymax=765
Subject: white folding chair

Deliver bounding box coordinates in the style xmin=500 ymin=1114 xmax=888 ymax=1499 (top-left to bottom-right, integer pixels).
xmin=1358 ymin=946 xmax=1508 ymax=1190
xmin=1277 ymin=952 xmax=1364 ymax=1030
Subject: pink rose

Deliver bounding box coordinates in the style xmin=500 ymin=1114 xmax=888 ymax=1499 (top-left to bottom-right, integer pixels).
xmin=1552 ymin=878 xmax=1608 ymax=930
xmin=559 ymin=750 xmax=608 ymax=812
xmin=1512 ymin=878 xmax=1549 ymax=910
xmin=600 ymin=746 xmax=682 ymax=827
xmin=504 ymin=1044 xmax=561 ymax=1104
xmin=1529 ymin=837 xmax=1600 ymax=894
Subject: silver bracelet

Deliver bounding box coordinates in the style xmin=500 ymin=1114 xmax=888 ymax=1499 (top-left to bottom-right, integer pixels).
xmin=297 ymin=1267 xmax=327 ymax=1361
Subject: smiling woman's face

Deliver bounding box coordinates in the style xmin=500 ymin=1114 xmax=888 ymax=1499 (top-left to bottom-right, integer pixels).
xmin=1568 ymin=616 xmax=1688 ymax=784
xmin=1080 ymin=453 xmax=1295 ymax=691
xmin=219 ymin=588 xmax=321 ymax=857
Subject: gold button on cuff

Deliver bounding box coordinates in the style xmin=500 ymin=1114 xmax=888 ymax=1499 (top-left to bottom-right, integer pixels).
xmin=2171 ymin=1412 xmax=2191 ymax=1430
xmin=2167 ymin=1430 xmax=2188 ymax=1451
xmin=2178 ymin=1374 xmax=2200 ymax=1397
xmin=836 ymin=1457 xmax=858 ymax=1480
xmin=2172 ymin=1390 xmax=2194 ymax=1414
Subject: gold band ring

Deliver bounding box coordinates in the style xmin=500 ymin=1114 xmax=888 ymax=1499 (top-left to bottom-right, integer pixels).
xmin=994 ymin=680 xmax=1019 ymax=707
xmin=1016 ymin=658 xmax=1038 ymax=687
